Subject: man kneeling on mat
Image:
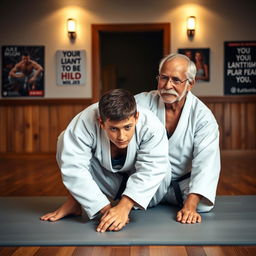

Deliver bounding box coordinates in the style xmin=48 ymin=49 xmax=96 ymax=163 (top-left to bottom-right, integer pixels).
xmin=40 ymin=88 xmax=172 ymax=232
xmin=135 ymin=53 xmax=221 ymax=224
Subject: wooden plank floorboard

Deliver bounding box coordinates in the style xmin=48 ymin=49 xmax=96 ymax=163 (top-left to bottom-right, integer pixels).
xmin=1 ymin=246 xmax=256 ymax=256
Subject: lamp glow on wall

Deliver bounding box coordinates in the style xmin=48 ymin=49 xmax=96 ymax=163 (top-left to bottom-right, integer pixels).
xmin=67 ymin=18 xmax=76 ymax=40
xmin=187 ymin=16 xmax=196 ymax=38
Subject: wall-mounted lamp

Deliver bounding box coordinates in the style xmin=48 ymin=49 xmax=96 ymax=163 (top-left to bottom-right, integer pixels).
xmin=187 ymin=16 xmax=196 ymax=38
xmin=67 ymin=18 xmax=76 ymax=40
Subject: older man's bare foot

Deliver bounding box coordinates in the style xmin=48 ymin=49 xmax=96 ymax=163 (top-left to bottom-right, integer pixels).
xmin=40 ymin=197 xmax=82 ymax=222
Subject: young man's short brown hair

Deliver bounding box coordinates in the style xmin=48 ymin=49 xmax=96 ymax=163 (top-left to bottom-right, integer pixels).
xmin=99 ymin=89 xmax=137 ymax=122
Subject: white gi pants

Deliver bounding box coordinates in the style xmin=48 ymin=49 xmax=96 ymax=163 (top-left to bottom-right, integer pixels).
xmin=88 ymin=157 xmax=171 ymax=209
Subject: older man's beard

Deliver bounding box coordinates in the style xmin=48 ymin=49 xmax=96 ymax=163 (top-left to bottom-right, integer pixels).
xmin=158 ymin=84 xmax=188 ymax=104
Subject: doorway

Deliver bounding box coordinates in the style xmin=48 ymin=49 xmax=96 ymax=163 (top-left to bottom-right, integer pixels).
xmin=91 ymin=23 xmax=170 ymax=102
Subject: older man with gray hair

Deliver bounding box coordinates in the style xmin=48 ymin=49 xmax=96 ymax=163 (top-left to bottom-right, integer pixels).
xmin=135 ymin=53 xmax=221 ymax=224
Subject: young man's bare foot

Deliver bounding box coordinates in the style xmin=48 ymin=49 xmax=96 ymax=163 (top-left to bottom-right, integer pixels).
xmin=40 ymin=196 xmax=82 ymax=222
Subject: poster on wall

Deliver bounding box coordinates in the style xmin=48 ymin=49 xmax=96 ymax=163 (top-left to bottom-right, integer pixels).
xmin=178 ymin=48 xmax=210 ymax=82
xmin=224 ymin=41 xmax=256 ymax=95
xmin=1 ymin=46 xmax=44 ymax=97
xmin=56 ymin=50 xmax=86 ymax=86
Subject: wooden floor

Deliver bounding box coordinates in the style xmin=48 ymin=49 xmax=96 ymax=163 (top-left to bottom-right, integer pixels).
xmin=0 ymin=151 xmax=256 ymax=256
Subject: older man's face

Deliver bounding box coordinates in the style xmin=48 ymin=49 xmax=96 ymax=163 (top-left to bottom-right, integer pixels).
xmin=157 ymin=58 xmax=192 ymax=104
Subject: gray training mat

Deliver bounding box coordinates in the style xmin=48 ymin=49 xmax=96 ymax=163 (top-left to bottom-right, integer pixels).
xmin=0 ymin=196 xmax=256 ymax=246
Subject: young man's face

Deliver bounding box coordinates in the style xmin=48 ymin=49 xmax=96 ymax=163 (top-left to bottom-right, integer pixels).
xmin=99 ymin=113 xmax=139 ymax=149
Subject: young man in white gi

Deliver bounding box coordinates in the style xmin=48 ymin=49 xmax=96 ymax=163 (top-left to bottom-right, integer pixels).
xmin=135 ymin=53 xmax=221 ymax=224
xmin=41 ymin=89 xmax=171 ymax=232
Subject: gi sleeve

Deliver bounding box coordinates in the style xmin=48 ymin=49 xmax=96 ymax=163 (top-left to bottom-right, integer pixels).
xmin=189 ymin=111 xmax=221 ymax=205
xmin=122 ymin=113 xmax=171 ymax=209
xmin=57 ymin=115 xmax=110 ymax=219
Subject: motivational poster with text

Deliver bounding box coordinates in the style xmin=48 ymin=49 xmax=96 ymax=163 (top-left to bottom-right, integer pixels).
xmin=56 ymin=50 xmax=86 ymax=86
xmin=224 ymin=41 xmax=256 ymax=95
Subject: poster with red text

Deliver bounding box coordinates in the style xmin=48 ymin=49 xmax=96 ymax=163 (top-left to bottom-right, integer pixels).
xmin=56 ymin=50 xmax=86 ymax=86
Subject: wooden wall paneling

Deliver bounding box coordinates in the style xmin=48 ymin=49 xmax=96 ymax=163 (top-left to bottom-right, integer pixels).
xmin=230 ymin=103 xmax=241 ymax=150
xmin=6 ymin=106 xmax=14 ymax=152
xmin=74 ymin=104 xmax=86 ymax=116
xmin=57 ymin=105 xmax=64 ymax=134
xmin=1 ymin=97 xmax=256 ymax=153
xmin=240 ymin=103 xmax=247 ymax=150
xmin=69 ymin=104 xmax=82 ymax=126
xmin=14 ymin=106 xmax=24 ymax=153
xmin=223 ymin=103 xmax=231 ymax=150
xmin=32 ymin=105 xmax=40 ymax=152
xmin=0 ymin=106 xmax=7 ymax=152
xmin=24 ymin=106 xmax=33 ymax=153
xmin=206 ymin=102 xmax=215 ymax=113
xmin=42 ymin=102 xmax=89 ymax=153
xmin=247 ymin=103 xmax=256 ymax=149
xmin=71 ymin=104 xmax=79 ymax=120
xmin=49 ymin=106 xmax=59 ymax=152
xmin=58 ymin=105 xmax=73 ymax=133
xmin=39 ymin=106 xmax=50 ymax=152
xmin=205 ymin=101 xmax=226 ymax=149
xmin=76 ymin=104 xmax=84 ymax=115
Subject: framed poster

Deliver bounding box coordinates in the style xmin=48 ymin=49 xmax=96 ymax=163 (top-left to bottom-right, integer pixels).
xmin=1 ymin=46 xmax=44 ymax=97
xmin=178 ymin=48 xmax=210 ymax=82
xmin=224 ymin=41 xmax=256 ymax=95
xmin=56 ymin=50 xmax=86 ymax=86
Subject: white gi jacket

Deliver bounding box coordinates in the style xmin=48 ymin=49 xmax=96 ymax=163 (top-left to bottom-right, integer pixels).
xmin=57 ymin=103 xmax=171 ymax=219
xmin=135 ymin=91 xmax=221 ymax=206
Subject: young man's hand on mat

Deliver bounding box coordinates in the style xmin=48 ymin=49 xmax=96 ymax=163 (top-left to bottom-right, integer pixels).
xmin=97 ymin=195 xmax=134 ymax=232
xmin=176 ymin=193 xmax=202 ymax=224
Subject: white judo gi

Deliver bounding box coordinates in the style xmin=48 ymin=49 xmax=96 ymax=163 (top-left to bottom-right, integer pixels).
xmin=135 ymin=90 xmax=221 ymax=211
xmin=57 ymin=103 xmax=172 ymax=219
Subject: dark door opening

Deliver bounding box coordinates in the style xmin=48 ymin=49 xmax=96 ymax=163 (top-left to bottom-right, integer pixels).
xmin=92 ymin=23 xmax=170 ymax=101
xmin=100 ymin=31 xmax=163 ymax=95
